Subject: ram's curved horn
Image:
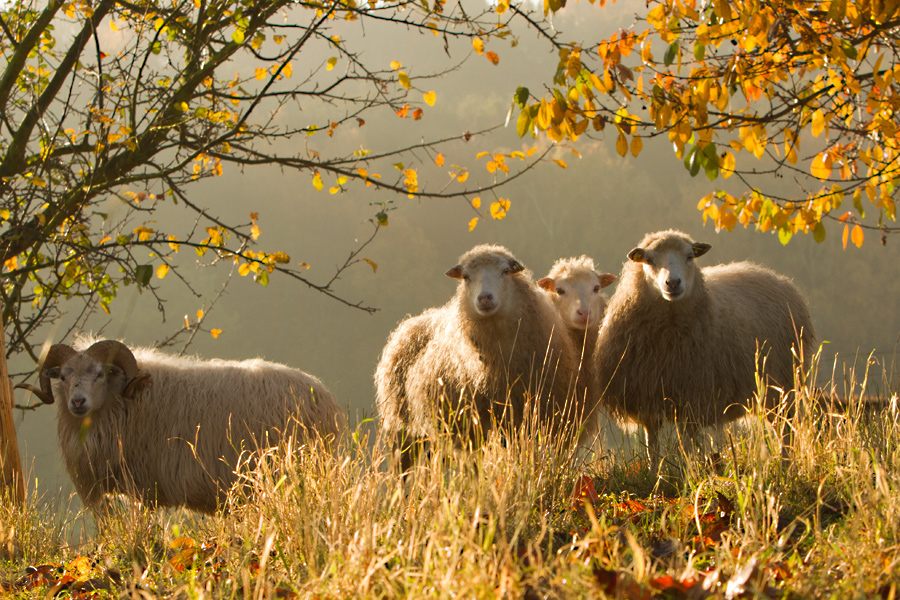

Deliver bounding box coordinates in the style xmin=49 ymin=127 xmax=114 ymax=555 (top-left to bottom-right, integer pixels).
xmin=83 ymin=340 xmax=139 ymax=380
xmin=34 ymin=344 xmax=79 ymax=404
xmin=14 ymin=383 xmax=53 ymax=405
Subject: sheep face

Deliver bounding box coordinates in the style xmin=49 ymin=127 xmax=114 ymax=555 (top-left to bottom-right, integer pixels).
xmin=446 ymin=251 xmax=525 ymax=318
xmin=47 ymin=354 xmax=130 ymax=417
xmin=628 ymin=234 xmax=711 ymax=301
xmin=539 ymin=269 xmax=615 ymax=330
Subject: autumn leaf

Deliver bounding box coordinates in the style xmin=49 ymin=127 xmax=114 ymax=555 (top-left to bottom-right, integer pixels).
xmin=211 ymin=328 xmax=222 ymax=339
xmin=485 ymin=51 xmax=499 ymax=65
xmin=811 ymin=152 xmax=833 ymax=180
xmin=423 ymin=90 xmax=436 ymax=106
xmin=362 ymin=258 xmax=378 ymax=273
xmin=473 ymin=38 xmax=484 ymax=55
xmin=616 ymin=133 xmax=627 ymax=156
xmin=312 ymin=172 xmax=324 ymax=191
xmin=398 ymin=71 xmax=411 ymax=89
xmin=468 ymin=217 xmax=478 ymax=231
xmin=156 ymin=264 xmax=170 ymax=279
xmin=435 ymin=153 xmax=445 ymax=166
xmin=326 ymin=57 xmax=337 ymax=71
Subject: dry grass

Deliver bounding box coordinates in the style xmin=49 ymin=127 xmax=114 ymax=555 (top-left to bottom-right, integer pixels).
xmin=1 ymin=353 xmax=900 ymax=598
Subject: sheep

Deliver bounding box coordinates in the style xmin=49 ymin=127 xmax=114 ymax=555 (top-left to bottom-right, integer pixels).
xmin=19 ymin=338 xmax=346 ymax=515
xmin=375 ymin=244 xmax=590 ymax=469
xmin=538 ymin=255 xmax=616 ymax=362
xmin=592 ymin=230 xmax=816 ymax=470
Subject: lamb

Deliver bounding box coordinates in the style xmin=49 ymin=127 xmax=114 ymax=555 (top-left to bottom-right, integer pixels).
xmin=375 ymin=244 xmax=589 ymax=469
xmin=19 ymin=338 xmax=346 ymax=515
xmin=538 ymin=256 xmax=616 ymax=362
xmin=592 ymin=230 xmax=816 ymax=469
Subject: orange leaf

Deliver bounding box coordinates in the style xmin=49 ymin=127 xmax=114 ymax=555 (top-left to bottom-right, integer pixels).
xmin=396 ymin=103 xmax=409 ymax=118
xmin=851 ymin=224 xmax=864 ymax=247
xmin=842 ymin=223 xmax=849 ymax=249
xmin=435 ymin=153 xmax=445 ymax=166
xmin=468 ymin=217 xmax=478 ymax=231
xmin=486 ymin=51 xmax=499 ymax=65
xmin=412 ymin=108 xmax=423 ymax=120
xmin=211 ymin=328 xmax=222 ymax=339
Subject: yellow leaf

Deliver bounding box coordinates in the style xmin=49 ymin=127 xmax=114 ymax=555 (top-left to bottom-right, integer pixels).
xmin=553 ymin=159 xmax=567 ymax=168
xmin=472 ymin=196 xmax=481 ymax=209
xmin=721 ymin=151 xmax=735 ymax=178
xmin=251 ymin=224 xmax=261 ymax=240
xmin=457 ymin=171 xmax=469 ymax=183
xmin=468 ymin=217 xmax=478 ymax=231
xmin=156 ymin=264 xmax=170 ymax=279
xmin=107 ymin=133 xmax=123 ymax=143
xmin=851 ymin=224 xmax=864 ymax=248
xmin=842 ymin=223 xmax=849 ymax=249
xmin=210 ymin=328 xmax=222 ymax=339
xmin=398 ymin=72 xmax=411 ymax=90
xmin=630 ymin=135 xmax=643 ymax=157
xmin=390 ymin=60 xmax=402 ymax=70
xmin=811 ymin=109 xmax=825 ymax=137
xmin=327 ymin=57 xmax=337 ymax=71
xmin=616 ymin=133 xmax=627 ymax=156
xmin=362 ymin=258 xmax=378 ymax=273
xmin=254 ymin=67 xmax=267 ymax=80
xmin=472 ymin=38 xmax=484 ymax=55
xmin=238 ymin=263 xmax=252 ymax=276
xmin=435 ymin=153 xmax=445 ymax=166
xmin=196 ymin=309 xmax=204 ymax=321
xmin=283 ymin=62 xmax=292 ymax=78
xmin=4 ymin=256 xmax=17 ymax=271
xmin=810 ymin=152 xmax=832 ymax=180
xmin=490 ymin=198 xmax=511 ymax=220
xmin=312 ymin=172 xmax=323 ymax=191
xmin=168 ymin=235 xmax=181 ymax=252
xmin=476 ymin=151 xmax=490 ymax=159
xmin=110 ymin=19 xmax=118 ymax=31
xmin=423 ymin=90 xmax=436 ymax=106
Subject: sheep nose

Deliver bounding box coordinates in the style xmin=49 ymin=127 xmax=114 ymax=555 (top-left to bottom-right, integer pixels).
xmin=71 ymin=397 xmax=85 ymax=409
xmin=478 ymin=292 xmax=494 ymax=304
xmin=577 ymin=309 xmax=590 ymax=319
xmin=665 ymin=276 xmax=681 ymax=291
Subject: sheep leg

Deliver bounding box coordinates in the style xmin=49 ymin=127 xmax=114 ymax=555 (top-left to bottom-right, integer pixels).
xmin=644 ymin=421 xmax=662 ymax=475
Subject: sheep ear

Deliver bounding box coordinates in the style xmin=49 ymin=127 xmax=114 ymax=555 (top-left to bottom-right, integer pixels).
xmin=692 ymin=242 xmax=712 ymax=258
xmin=122 ymin=372 xmax=151 ymax=399
xmin=508 ymin=259 xmax=525 ymax=273
xmin=627 ymin=248 xmax=646 ymax=263
xmin=445 ymin=265 xmax=463 ymax=279
xmin=598 ymin=273 xmax=616 ymax=288
xmin=537 ymin=277 xmax=555 ymax=292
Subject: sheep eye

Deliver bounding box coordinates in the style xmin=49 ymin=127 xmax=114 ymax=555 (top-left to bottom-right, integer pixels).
xmin=462 ymin=274 xmax=470 ymax=281
xmin=687 ymin=254 xmax=695 ymax=261
xmin=593 ymin=285 xmax=601 ymax=293
xmin=644 ymin=258 xmax=654 ymax=266
xmin=557 ymin=288 xmax=566 ymax=295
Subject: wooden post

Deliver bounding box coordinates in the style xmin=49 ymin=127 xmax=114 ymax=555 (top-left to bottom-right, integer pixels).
xmin=0 ymin=335 xmax=24 ymax=504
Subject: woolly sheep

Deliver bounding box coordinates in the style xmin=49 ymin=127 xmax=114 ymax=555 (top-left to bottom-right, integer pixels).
xmin=592 ymin=230 xmax=816 ymax=468
xmin=375 ymin=244 xmax=589 ymax=469
xmin=20 ymin=339 xmax=345 ymax=515
xmin=538 ymin=255 xmax=616 ymax=361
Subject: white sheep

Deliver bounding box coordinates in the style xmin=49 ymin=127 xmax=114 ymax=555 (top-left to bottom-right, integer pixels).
xmin=538 ymin=255 xmax=616 ymax=362
xmin=20 ymin=339 xmax=345 ymax=515
xmin=375 ymin=244 xmax=589 ymax=469
xmin=592 ymin=230 xmax=816 ymax=469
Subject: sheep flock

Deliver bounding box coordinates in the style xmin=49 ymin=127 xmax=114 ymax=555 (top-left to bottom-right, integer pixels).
xmin=21 ymin=229 xmax=819 ymax=514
